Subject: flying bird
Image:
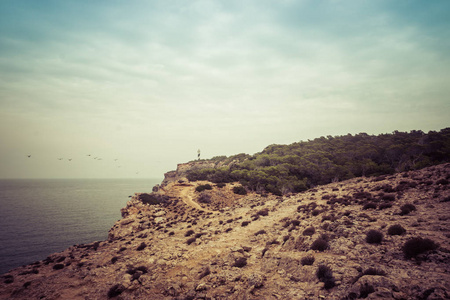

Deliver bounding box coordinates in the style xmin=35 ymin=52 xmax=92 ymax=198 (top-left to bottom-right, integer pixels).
xmin=27 ymin=155 xmax=31 ymax=158
xmin=68 ymin=159 xmax=72 ymax=161
xmin=57 ymin=158 xmax=63 ymax=160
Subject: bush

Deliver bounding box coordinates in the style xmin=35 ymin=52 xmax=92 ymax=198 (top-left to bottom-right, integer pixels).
xmin=185 ymin=230 xmax=195 ymax=237
xmin=198 ymin=193 xmax=211 ymax=204
xmin=107 ymin=284 xmax=126 ymax=298
xmin=310 ymin=238 xmax=329 ymax=251
xmin=400 ymin=203 xmax=416 ymax=215
xmin=136 ymin=242 xmax=146 ymax=251
xmin=303 ymin=226 xmax=315 ymax=236
xmin=196 ymin=184 xmax=212 ymax=192
xmin=257 ymin=208 xmax=269 ymax=216
xmin=381 ymin=193 xmax=396 ymax=201
xmin=402 ymin=237 xmax=438 ymax=258
xmin=301 ymin=255 xmax=315 ymax=266
xmin=363 ymin=202 xmax=377 ymax=210
xmin=53 ymin=264 xmax=64 ymax=270
xmin=241 ymin=221 xmax=251 ymax=227
xmin=216 ymin=183 xmax=226 ymax=188
xmin=316 ymin=265 xmax=335 ymax=289
xmin=233 ymin=257 xmax=247 ymax=268
xmin=387 ymin=224 xmax=406 ymax=235
xmin=366 ymin=230 xmax=383 ymax=244
xmin=254 ymin=229 xmax=266 ymax=236
xmin=378 ymin=203 xmax=392 ymax=210
xmin=186 ymin=237 xmax=197 ymax=245
xmin=233 ymin=185 xmax=247 ymax=195
xmin=362 ymin=268 xmax=386 ymax=276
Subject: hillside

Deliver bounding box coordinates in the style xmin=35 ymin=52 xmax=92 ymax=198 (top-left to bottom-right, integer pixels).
xmin=185 ymin=128 xmax=450 ymax=195
xmin=1 ymin=163 xmax=449 ymax=299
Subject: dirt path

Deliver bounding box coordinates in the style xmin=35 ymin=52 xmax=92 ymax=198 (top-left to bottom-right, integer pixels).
xmin=168 ymin=184 xmax=214 ymax=212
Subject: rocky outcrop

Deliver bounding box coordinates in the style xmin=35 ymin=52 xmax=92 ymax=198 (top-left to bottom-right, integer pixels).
xmin=1 ymin=164 xmax=449 ymax=299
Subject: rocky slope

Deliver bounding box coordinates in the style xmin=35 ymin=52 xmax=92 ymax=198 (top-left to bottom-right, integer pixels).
xmin=1 ymin=164 xmax=449 ymax=299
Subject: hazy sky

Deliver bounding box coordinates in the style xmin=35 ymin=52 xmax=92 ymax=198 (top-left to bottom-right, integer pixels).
xmin=1 ymin=0 xmax=449 ymax=179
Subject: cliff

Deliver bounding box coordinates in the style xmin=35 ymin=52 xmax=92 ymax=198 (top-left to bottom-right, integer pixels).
xmin=1 ymin=164 xmax=449 ymax=299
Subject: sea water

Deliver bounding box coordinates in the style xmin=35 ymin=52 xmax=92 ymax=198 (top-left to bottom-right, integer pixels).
xmin=0 ymin=178 xmax=161 ymax=274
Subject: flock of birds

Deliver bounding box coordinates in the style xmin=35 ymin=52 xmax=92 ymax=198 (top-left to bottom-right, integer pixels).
xmin=26 ymin=154 xmax=141 ymax=174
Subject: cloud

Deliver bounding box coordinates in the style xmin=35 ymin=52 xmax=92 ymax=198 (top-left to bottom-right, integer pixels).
xmin=0 ymin=0 xmax=449 ymax=178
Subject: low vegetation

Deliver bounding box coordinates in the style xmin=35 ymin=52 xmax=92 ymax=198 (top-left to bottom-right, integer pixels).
xmin=186 ymin=129 xmax=450 ymax=195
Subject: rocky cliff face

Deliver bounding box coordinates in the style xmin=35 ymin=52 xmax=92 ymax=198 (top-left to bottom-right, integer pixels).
xmin=1 ymin=164 xmax=449 ymax=299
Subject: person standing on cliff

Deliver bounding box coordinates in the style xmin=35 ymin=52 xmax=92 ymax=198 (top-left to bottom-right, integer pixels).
xmin=197 ymin=149 xmax=201 ymax=160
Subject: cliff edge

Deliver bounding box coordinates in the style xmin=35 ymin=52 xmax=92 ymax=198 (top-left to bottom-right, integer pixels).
xmin=1 ymin=164 xmax=449 ymax=299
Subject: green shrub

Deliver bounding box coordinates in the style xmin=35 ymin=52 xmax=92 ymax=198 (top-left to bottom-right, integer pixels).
xmin=185 ymin=230 xmax=195 ymax=237
xmin=366 ymin=230 xmax=383 ymax=244
xmin=186 ymin=237 xmax=197 ymax=245
xmin=316 ymin=265 xmax=335 ymax=289
xmin=363 ymin=202 xmax=377 ymax=210
xmin=196 ymin=184 xmax=212 ymax=192
xmin=232 ymin=185 xmax=247 ymax=195
xmin=198 ymin=193 xmax=211 ymax=203
xmin=301 ymin=255 xmax=315 ymax=266
xmin=387 ymin=224 xmax=406 ymax=235
xmin=400 ymin=203 xmax=416 ymax=215
xmin=311 ymin=238 xmax=329 ymax=251
xmin=107 ymin=284 xmax=126 ymax=298
xmin=402 ymin=237 xmax=438 ymax=258
xmin=303 ymin=226 xmax=315 ymax=236
xmin=233 ymin=257 xmax=247 ymax=268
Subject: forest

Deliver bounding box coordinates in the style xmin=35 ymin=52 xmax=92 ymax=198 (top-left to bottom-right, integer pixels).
xmin=187 ymin=128 xmax=450 ymax=195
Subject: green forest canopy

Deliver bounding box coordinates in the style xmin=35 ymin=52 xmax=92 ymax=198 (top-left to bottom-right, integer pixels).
xmin=187 ymin=128 xmax=450 ymax=195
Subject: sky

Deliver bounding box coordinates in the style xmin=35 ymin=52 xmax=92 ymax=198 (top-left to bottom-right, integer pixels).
xmin=0 ymin=0 xmax=449 ymax=179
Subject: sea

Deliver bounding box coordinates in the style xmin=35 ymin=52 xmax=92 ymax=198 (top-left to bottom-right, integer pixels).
xmin=0 ymin=178 xmax=161 ymax=275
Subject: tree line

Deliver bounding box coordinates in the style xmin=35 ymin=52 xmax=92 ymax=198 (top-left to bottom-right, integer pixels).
xmin=187 ymin=128 xmax=450 ymax=195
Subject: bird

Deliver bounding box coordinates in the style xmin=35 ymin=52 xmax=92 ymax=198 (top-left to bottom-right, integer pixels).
xmin=57 ymin=158 xmax=63 ymax=160
xmin=68 ymin=159 xmax=72 ymax=161
xmin=27 ymin=155 xmax=31 ymax=158
xmin=87 ymin=154 xmax=91 ymax=157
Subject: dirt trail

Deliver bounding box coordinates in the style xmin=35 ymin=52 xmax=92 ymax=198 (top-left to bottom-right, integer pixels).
xmin=168 ymin=184 xmax=214 ymax=212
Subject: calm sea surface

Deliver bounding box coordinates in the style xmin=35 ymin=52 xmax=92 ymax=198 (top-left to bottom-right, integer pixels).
xmin=0 ymin=178 xmax=161 ymax=274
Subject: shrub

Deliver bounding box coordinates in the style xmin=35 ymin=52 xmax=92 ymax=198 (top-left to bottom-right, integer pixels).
xmin=107 ymin=284 xmax=126 ymax=298
xmin=53 ymin=264 xmax=64 ymax=270
xmin=366 ymin=230 xmax=383 ymax=244
xmin=310 ymin=238 xmax=329 ymax=251
xmin=186 ymin=237 xmax=197 ymax=245
xmin=301 ymin=255 xmax=315 ymax=266
xmin=136 ymin=242 xmax=146 ymax=251
xmin=241 ymin=221 xmax=251 ymax=227
xmin=198 ymin=266 xmax=211 ymax=279
xmin=381 ymin=193 xmax=396 ymax=201
xmin=436 ymin=179 xmax=449 ymax=185
xmin=138 ymin=193 xmax=164 ymax=205
xmin=363 ymin=268 xmax=386 ymax=276
xmin=363 ymin=202 xmax=377 ymax=210
xmin=378 ymin=203 xmax=392 ymax=210
xmin=400 ymin=203 xmax=416 ymax=215
xmin=402 ymin=237 xmax=438 ymax=259
xmin=316 ymin=265 xmax=335 ymax=289
xmin=216 ymin=183 xmax=226 ymax=188
xmin=185 ymin=230 xmax=195 ymax=237
xmin=257 ymin=208 xmax=269 ymax=216
xmin=233 ymin=185 xmax=247 ymax=195
xmin=359 ymin=283 xmax=375 ymax=298
xmin=387 ymin=224 xmax=406 ymax=235
xmin=255 ymin=229 xmax=266 ymax=236
xmin=303 ymin=226 xmax=315 ymax=236
xmin=233 ymin=257 xmax=247 ymax=268
xmin=198 ymin=193 xmax=211 ymax=203
xmin=196 ymin=184 xmax=212 ymax=192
